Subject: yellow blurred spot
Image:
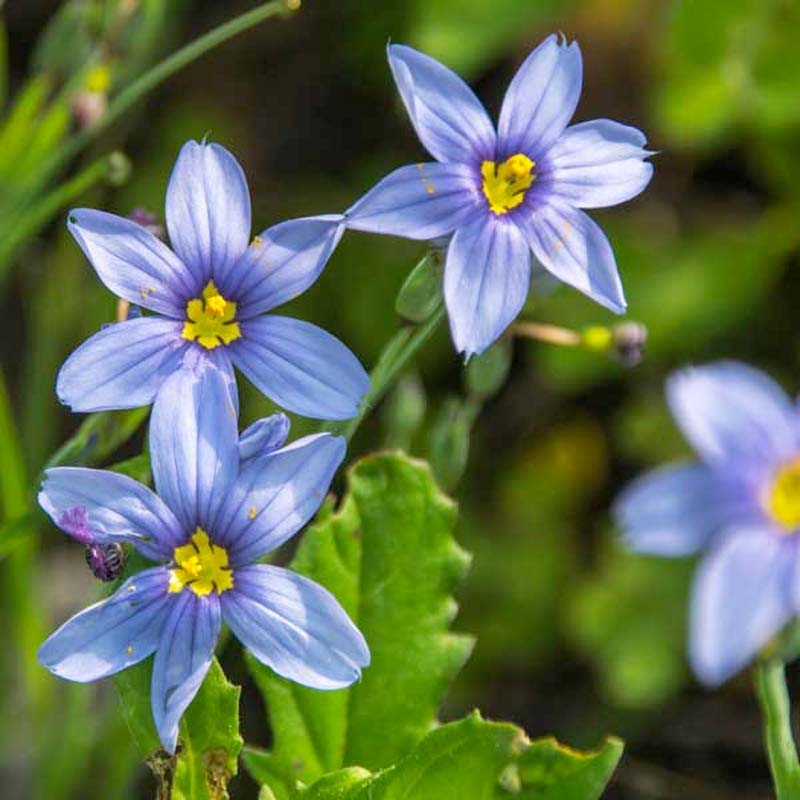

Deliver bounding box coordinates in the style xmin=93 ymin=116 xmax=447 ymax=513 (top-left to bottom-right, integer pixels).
xmin=768 ymin=460 xmax=800 ymax=530
xmin=85 ymin=65 xmax=111 ymax=94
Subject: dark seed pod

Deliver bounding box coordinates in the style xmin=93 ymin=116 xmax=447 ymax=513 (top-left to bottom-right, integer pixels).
xmin=85 ymin=543 xmax=126 ymax=582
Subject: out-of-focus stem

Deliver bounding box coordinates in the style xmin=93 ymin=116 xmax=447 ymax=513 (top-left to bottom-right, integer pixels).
xmin=510 ymin=320 xmax=581 ymax=347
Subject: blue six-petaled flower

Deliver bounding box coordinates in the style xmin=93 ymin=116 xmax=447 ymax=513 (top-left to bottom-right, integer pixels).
xmin=38 ymin=363 xmax=369 ymax=753
xmin=346 ymin=35 xmax=654 ymax=357
xmin=615 ymin=361 xmax=800 ymax=686
xmin=61 ymin=139 xmax=370 ymax=420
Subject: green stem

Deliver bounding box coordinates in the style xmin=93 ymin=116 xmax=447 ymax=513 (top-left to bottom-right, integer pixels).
xmin=326 ymin=302 xmax=446 ymax=443
xmin=755 ymin=658 xmax=800 ymax=800
xmin=35 ymin=0 xmax=296 ymax=189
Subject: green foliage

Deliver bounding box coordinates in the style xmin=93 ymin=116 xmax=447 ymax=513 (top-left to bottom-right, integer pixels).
xmin=395 ymin=252 xmax=442 ymax=324
xmin=244 ymin=452 xmax=473 ymax=796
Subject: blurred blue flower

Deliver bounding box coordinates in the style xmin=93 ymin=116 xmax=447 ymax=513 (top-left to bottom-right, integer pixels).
xmin=37 ymin=363 xmax=369 ymax=754
xmin=346 ymin=36 xmax=654 ymax=356
xmin=61 ymin=139 xmax=370 ymax=420
xmin=615 ymin=361 xmax=800 ymax=686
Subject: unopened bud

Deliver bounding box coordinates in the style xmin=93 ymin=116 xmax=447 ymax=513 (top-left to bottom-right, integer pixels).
xmin=72 ymin=91 xmax=107 ymax=130
xmin=128 ymin=207 xmax=166 ymax=241
xmin=610 ymin=322 xmax=647 ymax=366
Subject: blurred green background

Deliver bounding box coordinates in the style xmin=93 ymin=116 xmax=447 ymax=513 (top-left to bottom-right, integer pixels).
xmin=2 ymin=0 xmax=799 ymax=797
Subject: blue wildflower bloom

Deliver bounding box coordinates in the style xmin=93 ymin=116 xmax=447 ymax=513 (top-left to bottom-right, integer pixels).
xmin=345 ymin=36 xmax=654 ymax=357
xmin=60 ymin=139 xmax=370 ymax=420
xmin=615 ymin=361 xmax=800 ymax=686
xmin=37 ymin=363 xmax=369 ymax=753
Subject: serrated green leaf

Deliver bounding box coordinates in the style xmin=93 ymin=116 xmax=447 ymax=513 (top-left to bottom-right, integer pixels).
xmin=244 ymin=452 xmax=473 ymax=796
xmin=116 ymin=657 xmax=242 ymax=800
xmin=516 ymin=736 xmax=623 ymax=800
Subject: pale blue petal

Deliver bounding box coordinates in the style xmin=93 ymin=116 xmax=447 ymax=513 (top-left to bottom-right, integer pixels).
xmin=222 ymin=565 xmax=369 ymax=689
xmin=56 ymin=317 xmax=188 ymax=412
xmin=544 ymin=119 xmax=654 ymax=208
xmin=690 ymin=527 xmax=794 ymax=685
xmin=516 ymin=201 xmax=626 ymax=313
xmin=151 ymin=592 xmax=220 ymax=754
xmin=165 ymin=140 xmax=251 ymax=284
xmin=38 ymin=568 xmax=171 ymax=681
xmin=39 ymin=468 xmax=184 ymax=560
xmin=218 ymin=216 xmax=344 ymax=318
xmin=345 ymin=163 xmax=480 ymax=239
xmin=615 ymin=463 xmax=742 ymax=556
xmin=497 ymin=34 xmax=583 ymax=158
xmin=213 ymin=433 xmax=345 ymax=565
xmin=149 ymin=363 xmax=239 ymax=533
xmin=230 ymin=316 xmax=369 ymax=421
xmin=67 ymin=209 xmax=199 ymax=317
xmin=444 ymin=214 xmax=530 ymax=357
xmin=388 ymin=44 xmax=496 ymax=163
xmin=667 ymin=361 xmax=799 ymax=467
xmin=239 ymin=413 xmax=290 ymax=463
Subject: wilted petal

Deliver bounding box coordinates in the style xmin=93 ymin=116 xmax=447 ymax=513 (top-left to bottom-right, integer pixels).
xmin=39 ymin=468 xmax=184 ymax=560
xmin=213 ymin=433 xmax=345 ymax=565
xmin=151 ymin=591 xmax=220 ymax=754
xmin=230 ymin=316 xmax=369 ymax=421
xmin=165 ymin=140 xmax=251 ymax=284
xmin=517 ymin=200 xmax=626 ymax=313
xmin=38 ymin=568 xmax=171 ymax=681
xmin=222 ymin=565 xmax=369 ymax=689
xmin=388 ymin=44 xmax=496 ymax=163
xmin=497 ymin=34 xmax=583 ymax=158
xmin=444 ymin=213 xmax=530 ymax=357
xmin=56 ymin=317 xmax=188 ymax=412
xmin=544 ymin=119 xmax=654 ymax=208
xmin=149 ymin=363 xmax=239 ymax=533
xmin=690 ymin=527 xmax=794 ymax=686
xmin=67 ymin=209 xmax=199 ymax=317
xmin=346 ymin=162 xmax=480 ymax=240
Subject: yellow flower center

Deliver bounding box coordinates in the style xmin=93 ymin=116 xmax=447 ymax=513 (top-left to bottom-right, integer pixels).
xmin=168 ymin=528 xmax=234 ymax=596
xmin=181 ymin=280 xmax=241 ymax=350
xmin=768 ymin=459 xmax=800 ymax=531
xmin=481 ymin=153 xmax=536 ymax=215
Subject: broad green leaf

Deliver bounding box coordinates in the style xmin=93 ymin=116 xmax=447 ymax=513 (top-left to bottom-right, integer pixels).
xmin=517 ymin=736 xmax=623 ymax=799
xmin=244 ymin=452 xmax=473 ymax=796
xmin=116 ymin=658 xmax=242 ymax=800
xmin=294 ymin=714 xmax=621 ymax=800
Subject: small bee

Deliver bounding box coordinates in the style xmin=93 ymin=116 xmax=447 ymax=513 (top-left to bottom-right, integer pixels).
xmin=85 ymin=542 xmax=126 ymax=582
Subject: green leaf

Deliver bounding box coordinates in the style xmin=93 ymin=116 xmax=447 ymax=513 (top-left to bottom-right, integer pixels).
xmin=294 ymin=714 xmax=621 ymax=800
xmin=516 ymin=736 xmax=623 ymax=799
xmin=115 ymin=658 xmax=242 ymax=800
xmin=395 ymin=252 xmax=442 ymax=323
xmin=244 ymin=452 xmax=473 ymax=796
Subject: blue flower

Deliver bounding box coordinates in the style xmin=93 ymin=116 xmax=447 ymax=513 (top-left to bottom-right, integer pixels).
xmin=60 ymin=139 xmax=370 ymax=420
xmin=615 ymin=361 xmax=800 ymax=686
xmin=37 ymin=363 xmax=369 ymax=753
xmin=345 ymin=36 xmax=654 ymax=357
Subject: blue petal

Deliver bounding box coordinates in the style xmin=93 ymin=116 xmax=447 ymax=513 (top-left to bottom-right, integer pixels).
xmin=222 ymin=565 xmax=369 ymax=689
xmin=57 ymin=317 xmax=188 ymax=412
xmin=149 ymin=363 xmax=239 ymax=534
xmin=239 ymin=413 xmax=290 ymax=463
xmin=39 ymin=468 xmax=184 ymax=560
xmin=516 ymin=200 xmax=626 ymax=313
xmin=217 ymin=216 xmax=344 ymax=319
xmin=213 ymin=433 xmax=345 ymax=565
xmin=444 ymin=214 xmax=530 ymax=357
xmin=667 ymin=361 xmax=799 ymax=468
xmin=387 ymin=44 xmax=496 ymax=164
xmin=345 ymin=162 xmax=481 ymax=240
xmin=151 ymin=591 xmax=220 ymax=754
xmin=690 ymin=527 xmax=794 ymax=686
xmin=544 ymin=119 xmax=654 ymax=208
xmin=230 ymin=316 xmax=370 ymax=421
xmin=38 ymin=568 xmax=171 ymax=681
xmin=67 ymin=209 xmax=199 ymax=317
xmin=497 ymin=34 xmax=582 ymax=158
xmin=165 ymin=140 xmax=251 ymax=285
xmin=615 ymin=463 xmax=741 ymax=556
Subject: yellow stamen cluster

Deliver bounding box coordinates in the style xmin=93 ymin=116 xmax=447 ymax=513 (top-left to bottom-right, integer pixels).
xmin=181 ymin=280 xmax=241 ymax=349
xmin=168 ymin=528 xmax=234 ymax=596
xmin=481 ymin=153 xmax=536 ymax=215
xmin=768 ymin=459 xmax=800 ymax=531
